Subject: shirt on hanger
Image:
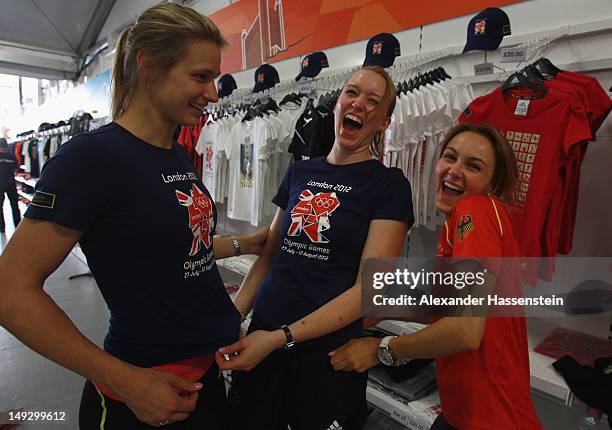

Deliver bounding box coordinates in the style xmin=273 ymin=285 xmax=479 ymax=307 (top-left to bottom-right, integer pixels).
xmin=459 ymin=87 xmax=592 ymax=285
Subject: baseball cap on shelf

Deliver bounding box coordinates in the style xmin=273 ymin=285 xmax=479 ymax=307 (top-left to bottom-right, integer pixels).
xmin=295 ymin=52 xmax=329 ymax=81
xmin=217 ymin=74 xmax=237 ymax=99
xmin=363 ymin=33 xmax=401 ymax=68
xmin=463 ymin=7 xmax=511 ymax=53
xmin=253 ymin=64 xmax=280 ymax=93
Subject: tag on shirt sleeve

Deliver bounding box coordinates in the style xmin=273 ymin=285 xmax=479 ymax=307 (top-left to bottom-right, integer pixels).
xmin=31 ymin=190 xmax=56 ymax=209
xmin=514 ymin=99 xmax=530 ymax=116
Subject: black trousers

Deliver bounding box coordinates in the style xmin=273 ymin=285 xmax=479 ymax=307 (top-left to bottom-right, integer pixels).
xmin=79 ymin=363 xmax=231 ymax=430
xmin=0 ymin=181 xmax=20 ymax=230
xmin=230 ymin=314 xmax=368 ymax=430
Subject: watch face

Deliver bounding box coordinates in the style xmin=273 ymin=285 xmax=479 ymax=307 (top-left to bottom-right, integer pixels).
xmin=378 ymin=347 xmax=394 ymax=366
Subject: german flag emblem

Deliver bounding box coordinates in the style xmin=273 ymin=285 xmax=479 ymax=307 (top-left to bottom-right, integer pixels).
xmin=456 ymin=215 xmax=474 ymax=241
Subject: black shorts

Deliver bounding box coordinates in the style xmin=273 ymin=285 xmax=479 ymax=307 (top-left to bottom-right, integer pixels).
xmin=230 ymin=314 xmax=368 ymax=430
xmin=79 ymin=363 xmax=230 ymax=430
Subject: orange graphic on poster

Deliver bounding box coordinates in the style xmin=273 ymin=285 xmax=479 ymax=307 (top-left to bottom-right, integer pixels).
xmin=209 ymin=0 xmax=524 ymax=74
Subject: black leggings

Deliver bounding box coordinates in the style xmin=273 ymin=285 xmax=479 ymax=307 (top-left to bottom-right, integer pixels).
xmin=79 ymin=363 xmax=230 ymax=430
xmin=230 ymin=314 xmax=368 ymax=430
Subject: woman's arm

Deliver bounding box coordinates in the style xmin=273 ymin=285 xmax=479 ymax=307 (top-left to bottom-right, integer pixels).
xmin=0 ymin=219 xmax=204 ymax=426
xmin=232 ymin=209 xmax=283 ymax=317
xmin=213 ymin=225 xmax=269 ymax=260
xmin=216 ymin=218 xmax=409 ymax=370
xmin=329 ymin=316 xmax=486 ymax=372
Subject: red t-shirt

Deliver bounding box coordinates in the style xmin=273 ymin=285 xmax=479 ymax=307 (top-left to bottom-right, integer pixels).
xmin=435 ymin=195 xmax=542 ymax=430
xmin=554 ymin=72 xmax=612 ymax=254
xmin=459 ymin=87 xmax=592 ymax=285
xmin=538 ymin=79 xmax=590 ymax=279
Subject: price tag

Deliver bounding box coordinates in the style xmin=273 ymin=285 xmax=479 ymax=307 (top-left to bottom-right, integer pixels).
xmin=299 ymin=83 xmax=312 ymax=94
xmin=500 ymin=46 xmax=527 ymax=63
xmin=474 ymin=62 xmax=494 ymax=76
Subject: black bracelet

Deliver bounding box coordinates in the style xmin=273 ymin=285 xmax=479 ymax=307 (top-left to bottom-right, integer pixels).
xmin=280 ymin=325 xmax=295 ymax=350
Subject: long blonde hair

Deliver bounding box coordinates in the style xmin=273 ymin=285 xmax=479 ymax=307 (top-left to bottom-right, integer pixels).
xmin=111 ymin=3 xmax=227 ymax=120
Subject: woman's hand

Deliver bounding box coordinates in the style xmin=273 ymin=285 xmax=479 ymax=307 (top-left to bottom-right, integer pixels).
xmin=329 ymin=337 xmax=381 ymax=373
xmin=214 ymin=329 xmax=285 ymax=371
xmin=109 ymin=366 xmax=203 ymax=427
xmin=239 ymin=226 xmax=269 ymax=255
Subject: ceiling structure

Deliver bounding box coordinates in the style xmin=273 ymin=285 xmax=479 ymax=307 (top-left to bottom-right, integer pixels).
xmin=0 ymin=0 xmax=116 ymax=80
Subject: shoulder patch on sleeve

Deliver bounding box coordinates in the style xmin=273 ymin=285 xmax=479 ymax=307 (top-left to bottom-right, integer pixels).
xmin=31 ymin=191 xmax=56 ymax=209
xmin=456 ymin=214 xmax=475 ymax=241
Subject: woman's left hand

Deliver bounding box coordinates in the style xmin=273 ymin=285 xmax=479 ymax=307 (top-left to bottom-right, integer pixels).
xmin=329 ymin=337 xmax=381 ymax=373
xmin=239 ymin=226 xmax=269 ymax=255
xmin=215 ymin=329 xmax=284 ymax=371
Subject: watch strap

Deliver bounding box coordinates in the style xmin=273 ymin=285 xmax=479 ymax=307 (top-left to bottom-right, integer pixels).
xmin=281 ymin=325 xmax=295 ymax=350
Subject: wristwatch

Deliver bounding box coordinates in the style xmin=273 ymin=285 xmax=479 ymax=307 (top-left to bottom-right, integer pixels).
xmin=378 ymin=336 xmax=408 ymax=366
xmin=231 ymin=237 xmax=241 ymax=256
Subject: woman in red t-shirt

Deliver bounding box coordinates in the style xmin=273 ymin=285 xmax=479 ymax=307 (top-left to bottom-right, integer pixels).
xmin=329 ymin=123 xmax=543 ymax=430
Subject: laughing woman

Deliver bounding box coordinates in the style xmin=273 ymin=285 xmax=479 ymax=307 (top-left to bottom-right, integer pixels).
xmin=328 ymin=123 xmax=543 ymax=430
xmin=216 ymin=66 xmax=414 ymax=430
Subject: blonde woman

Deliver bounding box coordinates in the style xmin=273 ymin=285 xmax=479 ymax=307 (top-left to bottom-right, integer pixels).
xmin=0 ymin=4 xmax=266 ymax=429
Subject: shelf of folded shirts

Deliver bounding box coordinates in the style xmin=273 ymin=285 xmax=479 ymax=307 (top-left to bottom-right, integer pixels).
xmin=15 ymin=176 xmax=38 ymax=188
xmin=379 ymin=318 xmax=602 ymax=410
xmin=366 ymin=383 xmax=440 ymax=430
xmin=17 ymin=190 xmax=33 ymax=202
xmin=216 ymin=254 xmax=257 ymax=277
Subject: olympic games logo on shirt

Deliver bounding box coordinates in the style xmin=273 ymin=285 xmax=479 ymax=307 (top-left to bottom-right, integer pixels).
xmin=288 ymin=189 xmax=340 ymax=243
xmin=176 ymin=184 xmax=215 ymax=256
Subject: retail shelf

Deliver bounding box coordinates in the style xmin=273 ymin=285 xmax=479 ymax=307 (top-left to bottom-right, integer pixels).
xmin=17 ymin=190 xmax=33 ymax=202
xmin=366 ymin=384 xmax=440 ymax=430
xmin=14 ymin=176 xmax=37 ymax=188
xmin=217 ymin=255 xmax=256 ymax=276
xmin=375 ymin=320 xmax=426 ymax=336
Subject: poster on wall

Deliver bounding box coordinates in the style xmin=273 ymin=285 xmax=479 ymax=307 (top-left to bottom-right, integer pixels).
xmin=210 ymin=0 xmax=524 ymax=74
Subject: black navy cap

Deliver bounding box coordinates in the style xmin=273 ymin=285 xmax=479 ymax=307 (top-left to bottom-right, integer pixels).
xmin=217 ymin=74 xmax=237 ymax=99
xmin=253 ymin=64 xmax=280 ymax=93
xmin=295 ymin=52 xmax=329 ymax=81
xmin=363 ymin=33 xmax=401 ymax=68
xmin=463 ymin=7 xmax=511 ymax=53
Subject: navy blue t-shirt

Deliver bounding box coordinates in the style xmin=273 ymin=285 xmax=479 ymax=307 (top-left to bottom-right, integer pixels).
xmin=25 ymin=123 xmax=240 ymax=367
xmin=254 ymin=157 xmax=414 ymax=342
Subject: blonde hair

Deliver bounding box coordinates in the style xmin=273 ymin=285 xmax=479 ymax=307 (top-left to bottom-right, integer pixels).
xmin=350 ymin=66 xmax=396 ymax=158
xmin=111 ymin=3 xmax=227 ymax=120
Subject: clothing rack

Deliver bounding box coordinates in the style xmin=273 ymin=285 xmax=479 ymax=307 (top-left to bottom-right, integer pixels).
xmin=513 ymin=24 xmax=570 ymax=72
